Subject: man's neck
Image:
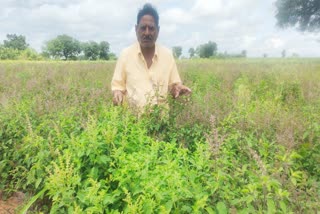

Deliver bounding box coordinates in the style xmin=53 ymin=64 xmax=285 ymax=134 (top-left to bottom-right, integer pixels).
xmin=141 ymin=45 xmax=155 ymax=59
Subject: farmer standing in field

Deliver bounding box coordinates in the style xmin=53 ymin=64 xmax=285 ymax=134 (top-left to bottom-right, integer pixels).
xmin=111 ymin=3 xmax=191 ymax=108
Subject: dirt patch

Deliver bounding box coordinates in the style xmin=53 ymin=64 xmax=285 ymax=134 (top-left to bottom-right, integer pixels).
xmin=0 ymin=192 xmax=25 ymax=214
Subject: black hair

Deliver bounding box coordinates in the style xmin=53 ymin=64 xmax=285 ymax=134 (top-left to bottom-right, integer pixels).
xmin=137 ymin=3 xmax=159 ymax=27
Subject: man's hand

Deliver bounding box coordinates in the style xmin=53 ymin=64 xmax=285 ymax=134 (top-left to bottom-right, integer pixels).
xmin=112 ymin=90 xmax=125 ymax=105
xmin=170 ymin=83 xmax=192 ymax=98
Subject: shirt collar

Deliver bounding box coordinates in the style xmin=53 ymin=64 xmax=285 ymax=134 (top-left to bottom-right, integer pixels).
xmin=136 ymin=42 xmax=159 ymax=59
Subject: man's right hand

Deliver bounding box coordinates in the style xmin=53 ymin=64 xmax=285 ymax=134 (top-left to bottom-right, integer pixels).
xmin=112 ymin=90 xmax=125 ymax=105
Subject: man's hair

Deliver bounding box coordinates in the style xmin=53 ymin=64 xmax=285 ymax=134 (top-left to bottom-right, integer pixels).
xmin=137 ymin=3 xmax=159 ymax=27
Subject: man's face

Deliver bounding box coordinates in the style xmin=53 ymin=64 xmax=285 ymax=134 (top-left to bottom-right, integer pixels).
xmin=136 ymin=15 xmax=159 ymax=49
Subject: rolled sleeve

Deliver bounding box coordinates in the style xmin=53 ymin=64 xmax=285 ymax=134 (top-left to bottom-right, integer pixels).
xmin=111 ymin=53 xmax=127 ymax=91
xmin=168 ymin=58 xmax=182 ymax=86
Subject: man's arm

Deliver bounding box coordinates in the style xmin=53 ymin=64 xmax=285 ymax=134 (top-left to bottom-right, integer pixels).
xmin=111 ymin=53 xmax=127 ymax=105
xmin=168 ymin=56 xmax=191 ymax=98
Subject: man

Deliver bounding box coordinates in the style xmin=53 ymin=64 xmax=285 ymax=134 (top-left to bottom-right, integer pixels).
xmin=111 ymin=3 xmax=191 ymax=108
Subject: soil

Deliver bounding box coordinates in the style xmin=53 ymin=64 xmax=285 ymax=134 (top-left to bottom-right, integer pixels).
xmin=0 ymin=192 xmax=25 ymax=214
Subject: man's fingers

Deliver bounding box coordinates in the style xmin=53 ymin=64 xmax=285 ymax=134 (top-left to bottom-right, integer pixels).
xmin=181 ymin=87 xmax=191 ymax=94
xmin=112 ymin=90 xmax=124 ymax=105
xmin=170 ymin=84 xmax=191 ymax=98
xmin=179 ymin=86 xmax=192 ymax=96
xmin=113 ymin=96 xmax=120 ymax=105
xmin=174 ymin=89 xmax=180 ymax=98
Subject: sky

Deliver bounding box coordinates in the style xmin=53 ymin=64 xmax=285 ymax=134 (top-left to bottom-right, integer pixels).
xmin=0 ymin=0 xmax=319 ymax=58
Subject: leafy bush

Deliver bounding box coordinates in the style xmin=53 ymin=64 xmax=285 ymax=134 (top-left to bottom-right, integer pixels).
xmin=0 ymin=47 xmax=43 ymax=60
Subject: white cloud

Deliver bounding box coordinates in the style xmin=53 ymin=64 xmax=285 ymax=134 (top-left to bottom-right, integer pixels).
xmin=0 ymin=0 xmax=319 ymax=57
xmin=192 ymin=0 xmax=223 ymax=17
xmin=243 ymin=36 xmax=257 ymax=47
xmin=162 ymin=8 xmax=193 ymax=24
xmin=265 ymin=37 xmax=285 ymax=49
xmin=161 ymin=24 xmax=178 ymax=35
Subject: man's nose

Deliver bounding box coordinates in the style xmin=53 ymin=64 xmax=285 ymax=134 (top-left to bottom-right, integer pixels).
xmin=145 ymin=27 xmax=150 ymax=34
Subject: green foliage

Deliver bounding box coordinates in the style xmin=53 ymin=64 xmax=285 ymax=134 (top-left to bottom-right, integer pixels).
xmin=43 ymin=34 xmax=81 ymax=60
xmin=0 ymin=47 xmax=43 ymax=60
xmin=3 ymin=34 xmax=29 ymax=50
xmin=275 ymin=0 xmax=320 ymax=32
xmin=19 ymin=48 xmax=44 ymax=60
xmin=0 ymin=47 xmax=20 ymax=59
xmin=0 ymin=59 xmax=320 ymax=213
xmin=196 ymin=41 xmax=217 ymax=58
xmin=82 ymin=41 xmax=110 ymax=60
xmin=172 ymin=46 xmax=182 ymax=59
xmin=188 ymin=47 xmax=195 ymax=58
xmin=82 ymin=41 xmax=100 ymax=60
xmin=280 ymin=82 xmax=304 ymax=105
xmin=99 ymin=41 xmax=110 ymax=60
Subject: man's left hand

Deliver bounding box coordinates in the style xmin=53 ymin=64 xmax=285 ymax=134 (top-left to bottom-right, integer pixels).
xmin=170 ymin=83 xmax=192 ymax=98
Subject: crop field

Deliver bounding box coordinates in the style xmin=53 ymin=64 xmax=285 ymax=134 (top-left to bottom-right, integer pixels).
xmin=0 ymin=59 xmax=320 ymax=213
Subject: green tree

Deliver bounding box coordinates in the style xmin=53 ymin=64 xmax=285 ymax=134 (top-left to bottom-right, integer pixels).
xmin=241 ymin=50 xmax=247 ymax=58
xmin=43 ymin=35 xmax=81 ymax=60
xmin=99 ymin=41 xmax=110 ymax=60
xmin=188 ymin=47 xmax=195 ymax=58
xmin=108 ymin=52 xmax=117 ymax=60
xmin=172 ymin=46 xmax=182 ymax=59
xmin=82 ymin=41 xmax=100 ymax=60
xmin=275 ymin=0 xmax=320 ymax=32
xmin=282 ymin=49 xmax=286 ymax=58
xmin=197 ymin=41 xmax=217 ymax=58
xmin=3 ymin=34 xmax=29 ymax=50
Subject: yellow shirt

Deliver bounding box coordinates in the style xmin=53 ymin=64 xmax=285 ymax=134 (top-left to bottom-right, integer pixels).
xmin=111 ymin=42 xmax=182 ymax=107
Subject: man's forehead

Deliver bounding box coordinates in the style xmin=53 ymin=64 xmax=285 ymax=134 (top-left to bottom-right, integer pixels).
xmin=138 ymin=14 xmax=156 ymax=25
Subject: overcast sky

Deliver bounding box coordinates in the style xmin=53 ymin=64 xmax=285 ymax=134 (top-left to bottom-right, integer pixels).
xmin=0 ymin=0 xmax=319 ymax=57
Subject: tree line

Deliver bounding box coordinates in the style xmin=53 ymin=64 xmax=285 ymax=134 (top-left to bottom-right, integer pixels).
xmin=0 ymin=34 xmax=238 ymax=61
xmin=0 ymin=34 xmax=116 ymax=61
xmin=172 ymin=41 xmax=247 ymax=59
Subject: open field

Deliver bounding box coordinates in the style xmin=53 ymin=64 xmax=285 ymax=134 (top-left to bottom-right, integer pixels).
xmin=0 ymin=59 xmax=320 ymax=213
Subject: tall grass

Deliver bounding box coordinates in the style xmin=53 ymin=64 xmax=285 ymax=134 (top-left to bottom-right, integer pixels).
xmin=0 ymin=59 xmax=319 ymax=213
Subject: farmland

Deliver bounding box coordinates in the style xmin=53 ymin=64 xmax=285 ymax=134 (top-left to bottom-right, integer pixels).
xmin=0 ymin=59 xmax=320 ymax=213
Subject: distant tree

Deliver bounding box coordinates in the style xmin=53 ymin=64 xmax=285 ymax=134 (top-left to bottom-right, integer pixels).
xmin=0 ymin=47 xmax=20 ymax=59
xmin=188 ymin=48 xmax=195 ymax=58
xmin=82 ymin=41 xmax=100 ymax=60
xmin=108 ymin=52 xmax=117 ymax=60
xmin=19 ymin=48 xmax=43 ymax=60
xmin=281 ymin=49 xmax=286 ymax=58
xmin=263 ymin=53 xmax=268 ymax=58
xmin=275 ymin=0 xmax=320 ymax=32
xmin=197 ymin=41 xmax=217 ymax=58
xmin=3 ymin=34 xmax=29 ymax=50
xmin=43 ymin=35 xmax=81 ymax=60
xmin=172 ymin=46 xmax=182 ymax=59
xmin=241 ymin=50 xmax=247 ymax=58
xmin=99 ymin=41 xmax=110 ymax=60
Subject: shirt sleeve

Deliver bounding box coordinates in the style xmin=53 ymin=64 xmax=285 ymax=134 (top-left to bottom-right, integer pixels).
xmin=168 ymin=55 xmax=182 ymax=85
xmin=111 ymin=52 xmax=127 ymax=91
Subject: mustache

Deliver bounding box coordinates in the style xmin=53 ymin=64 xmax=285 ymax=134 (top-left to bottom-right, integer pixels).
xmin=142 ymin=36 xmax=153 ymax=40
